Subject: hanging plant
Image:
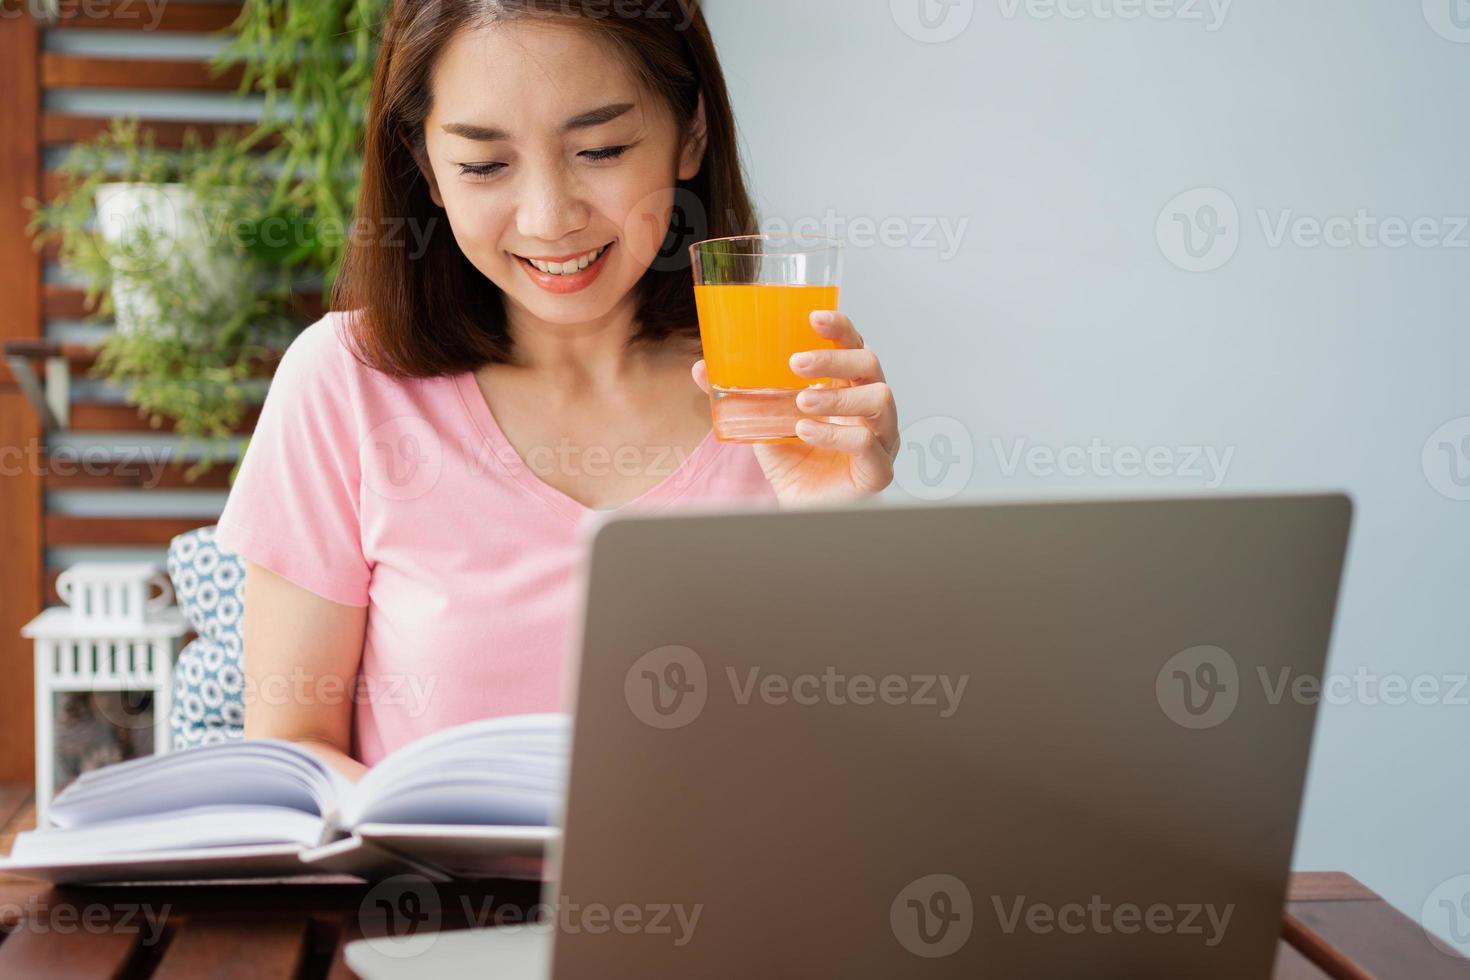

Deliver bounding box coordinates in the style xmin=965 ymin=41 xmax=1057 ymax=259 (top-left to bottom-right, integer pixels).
xmin=216 ymin=0 xmax=387 ymax=287
xmin=27 ymin=119 xmax=295 ymax=481
xmin=24 ymin=0 xmax=387 ymax=483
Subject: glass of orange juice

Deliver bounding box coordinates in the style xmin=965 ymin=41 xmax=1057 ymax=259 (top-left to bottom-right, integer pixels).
xmin=689 ymin=233 xmax=844 ymax=443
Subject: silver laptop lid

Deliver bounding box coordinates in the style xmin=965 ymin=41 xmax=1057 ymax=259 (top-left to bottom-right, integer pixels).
xmin=546 ymin=495 xmax=1351 ymax=978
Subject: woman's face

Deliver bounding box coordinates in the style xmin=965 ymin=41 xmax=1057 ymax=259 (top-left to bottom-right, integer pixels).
xmin=416 ymin=18 xmax=706 ymax=331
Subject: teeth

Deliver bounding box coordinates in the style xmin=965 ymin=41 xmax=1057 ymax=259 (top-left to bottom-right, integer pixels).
xmin=526 ymin=245 xmax=605 ymax=275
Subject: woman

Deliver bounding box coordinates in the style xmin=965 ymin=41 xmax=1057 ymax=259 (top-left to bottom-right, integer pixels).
xmin=216 ymin=0 xmax=900 ymax=781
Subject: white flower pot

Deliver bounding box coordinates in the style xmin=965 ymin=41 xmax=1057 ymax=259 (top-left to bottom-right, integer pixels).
xmin=93 ymin=182 xmax=250 ymax=341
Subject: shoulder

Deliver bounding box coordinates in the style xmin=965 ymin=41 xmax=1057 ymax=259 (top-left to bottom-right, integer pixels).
xmin=279 ymin=310 xmax=354 ymax=371
xmin=272 ymin=309 xmax=384 ymax=394
xmin=257 ymin=311 xmax=384 ymax=430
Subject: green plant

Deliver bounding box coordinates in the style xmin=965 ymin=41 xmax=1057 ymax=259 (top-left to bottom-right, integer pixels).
xmin=27 ymin=119 xmax=296 ymax=481
xmin=216 ymin=0 xmax=386 ymax=286
xmin=24 ymin=0 xmax=386 ymax=483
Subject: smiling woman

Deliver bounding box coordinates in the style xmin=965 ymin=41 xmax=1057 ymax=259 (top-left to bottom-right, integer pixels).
xmin=214 ymin=0 xmax=899 ymax=778
xmin=332 ymin=0 xmax=753 ymax=374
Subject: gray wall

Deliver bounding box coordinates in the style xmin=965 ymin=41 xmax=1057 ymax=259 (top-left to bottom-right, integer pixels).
xmin=705 ymin=0 xmax=1470 ymax=946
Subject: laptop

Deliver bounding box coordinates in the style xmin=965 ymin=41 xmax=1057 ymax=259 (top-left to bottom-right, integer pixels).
xmin=347 ymin=494 xmax=1352 ymax=978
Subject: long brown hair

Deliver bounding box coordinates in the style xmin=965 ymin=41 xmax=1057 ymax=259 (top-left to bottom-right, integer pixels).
xmin=331 ymin=0 xmax=756 ymax=378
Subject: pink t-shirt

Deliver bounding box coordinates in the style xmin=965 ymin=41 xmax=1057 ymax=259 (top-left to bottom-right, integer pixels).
xmin=215 ymin=311 xmax=777 ymax=765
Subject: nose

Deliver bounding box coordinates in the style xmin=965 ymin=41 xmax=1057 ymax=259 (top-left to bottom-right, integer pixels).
xmin=515 ymin=162 xmax=589 ymax=249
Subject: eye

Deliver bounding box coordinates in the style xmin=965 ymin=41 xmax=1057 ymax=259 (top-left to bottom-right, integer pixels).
xmin=455 ymin=145 xmax=629 ymax=180
xmin=457 ymin=162 xmax=505 ymax=179
xmin=581 ymin=145 xmax=629 ymax=162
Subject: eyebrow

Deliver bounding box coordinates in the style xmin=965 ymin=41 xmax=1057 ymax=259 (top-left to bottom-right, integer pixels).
xmin=441 ymin=102 xmax=636 ymax=142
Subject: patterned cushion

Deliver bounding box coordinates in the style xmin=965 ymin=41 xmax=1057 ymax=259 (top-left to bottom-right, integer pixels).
xmin=165 ymin=526 xmax=246 ymax=750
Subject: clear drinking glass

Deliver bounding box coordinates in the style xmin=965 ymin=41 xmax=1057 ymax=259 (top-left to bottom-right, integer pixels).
xmin=689 ymin=233 xmax=844 ymax=443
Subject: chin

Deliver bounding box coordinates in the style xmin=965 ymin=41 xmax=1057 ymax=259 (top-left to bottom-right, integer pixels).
xmin=509 ymin=289 xmax=623 ymax=326
xmin=522 ymin=302 xmax=603 ymax=325
xmin=500 ymin=269 xmax=641 ymax=327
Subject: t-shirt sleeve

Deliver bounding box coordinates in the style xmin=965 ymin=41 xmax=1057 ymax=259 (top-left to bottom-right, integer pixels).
xmin=214 ymin=313 xmax=372 ymax=607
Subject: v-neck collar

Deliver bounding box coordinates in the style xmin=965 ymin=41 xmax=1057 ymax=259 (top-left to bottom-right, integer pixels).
xmin=454 ymin=369 xmax=721 ymax=525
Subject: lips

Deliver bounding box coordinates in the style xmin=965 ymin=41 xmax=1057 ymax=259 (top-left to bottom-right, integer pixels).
xmin=513 ymin=241 xmax=614 ymax=295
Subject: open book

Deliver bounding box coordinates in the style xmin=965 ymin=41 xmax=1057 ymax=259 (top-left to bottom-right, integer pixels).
xmin=0 ymin=713 xmax=568 ymax=884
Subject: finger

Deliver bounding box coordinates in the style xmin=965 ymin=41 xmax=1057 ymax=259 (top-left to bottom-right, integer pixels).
xmin=796 ymin=382 xmax=899 ymax=455
xmin=810 ymin=310 xmax=864 ymax=350
xmin=790 ymin=347 xmax=885 ymax=385
xmin=691 ymin=359 xmax=712 ymax=396
xmin=794 ymin=418 xmax=895 ymax=482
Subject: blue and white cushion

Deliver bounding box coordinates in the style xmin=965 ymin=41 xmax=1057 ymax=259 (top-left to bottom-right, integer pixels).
xmin=165 ymin=526 xmax=246 ymax=750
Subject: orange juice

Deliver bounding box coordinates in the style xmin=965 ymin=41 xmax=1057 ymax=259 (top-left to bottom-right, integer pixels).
xmin=694 ymin=284 xmax=839 ymax=390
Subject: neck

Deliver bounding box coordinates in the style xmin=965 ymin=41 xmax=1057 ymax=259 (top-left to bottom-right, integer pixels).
xmin=499 ymin=292 xmax=655 ymax=394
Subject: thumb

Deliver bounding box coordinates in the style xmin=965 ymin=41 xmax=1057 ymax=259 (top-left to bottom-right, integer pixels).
xmin=691 ymin=358 xmax=712 ymax=396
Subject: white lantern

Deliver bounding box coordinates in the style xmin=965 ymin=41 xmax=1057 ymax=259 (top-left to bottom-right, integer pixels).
xmin=22 ymin=562 xmax=189 ymax=827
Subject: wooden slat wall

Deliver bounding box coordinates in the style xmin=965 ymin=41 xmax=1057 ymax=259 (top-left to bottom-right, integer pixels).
xmin=2 ymin=1 xmax=318 ymax=783
xmin=48 ymin=0 xmax=244 ymax=33
xmin=0 ymin=2 xmax=45 ymax=785
xmin=42 ymin=54 xmax=251 ymax=91
xmin=42 ymin=114 xmax=271 ymax=149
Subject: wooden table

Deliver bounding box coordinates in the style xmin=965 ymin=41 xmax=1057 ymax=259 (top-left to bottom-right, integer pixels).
xmin=3 ymin=790 xmax=1468 ymax=978
xmin=3 ymin=873 xmax=1465 ymax=978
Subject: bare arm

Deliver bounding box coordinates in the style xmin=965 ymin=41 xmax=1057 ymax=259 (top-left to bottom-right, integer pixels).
xmin=240 ymin=559 xmax=369 ymax=783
